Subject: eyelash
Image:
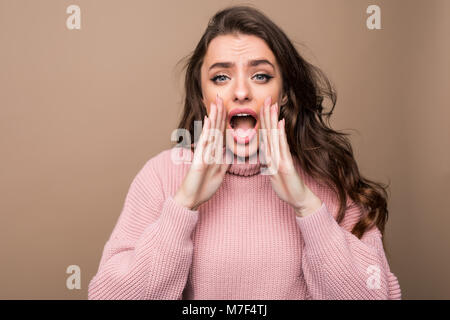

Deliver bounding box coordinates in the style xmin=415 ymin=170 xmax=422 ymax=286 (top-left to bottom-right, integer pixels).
xmin=210 ymin=73 xmax=273 ymax=84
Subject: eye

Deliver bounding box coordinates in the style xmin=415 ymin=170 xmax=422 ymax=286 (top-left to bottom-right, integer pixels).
xmin=253 ymin=73 xmax=273 ymax=82
xmin=210 ymin=73 xmax=274 ymax=84
xmin=211 ymin=74 xmax=229 ymax=83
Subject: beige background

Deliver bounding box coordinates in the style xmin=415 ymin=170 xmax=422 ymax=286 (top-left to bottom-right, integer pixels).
xmin=1 ymin=0 xmax=449 ymax=299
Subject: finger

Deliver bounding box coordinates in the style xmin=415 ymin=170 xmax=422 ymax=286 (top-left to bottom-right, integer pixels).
xmin=259 ymin=98 xmax=265 ymax=148
xmin=215 ymin=96 xmax=226 ymax=164
xmin=259 ymin=99 xmax=265 ymax=130
xmin=270 ymin=105 xmax=281 ymax=172
xmin=213 ymin=100 xmax=223 ymax=159
xmin=217 ymin=100 xmax=226 ymax=163
xmin=215 ymin=94 xmax=222 ymax=131
xmin=213 ymin=95 xmax=224 ymax=158
xmin=209 ymin=102 xmax=217 ymax=131
xmin=204 ymin=116 xmax=217 ymax=165
xmin=220 ymin=160 xmax=231 ymax=175
xmin=219 ymin=95 xmax=226 ymax=133
xmin=220 ymin=97 xmax=227 ymax=150
xmin=270 ymin=102 xmax=280 ymax=154
xmin=219 ymin=147 xmax=232 ymax=176
xmin=194 ymin=116 xmax=210 ymax=165
xmin=278 ymin=118 xmax=288 ymax=160
xmin=263 ymin=97 xmax=272 ymax=136
xmin=270 ymin=102 xmax=279 ymax=133
xmin=262 ymin=128 xmax=271 ymax=167
xmin=198 ymin=115 xmax=210 ymax=149
xmin=259 ymin=120 xmax=270 ymax=167
xmin=206 ymin=102 xmax=218 ymax=161
xmin=259 ymin=99 xmax=267 ymax=162
xmin=263 ymin=96 xmax=272 ymax=155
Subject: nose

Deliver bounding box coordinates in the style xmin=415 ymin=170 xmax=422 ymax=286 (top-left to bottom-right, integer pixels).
xmin=233 ymin=73 xmax=252 ymax=104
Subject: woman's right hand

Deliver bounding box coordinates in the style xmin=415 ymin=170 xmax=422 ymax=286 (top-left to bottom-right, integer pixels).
xmin=173 ymin=94 xmax=230 ymax=210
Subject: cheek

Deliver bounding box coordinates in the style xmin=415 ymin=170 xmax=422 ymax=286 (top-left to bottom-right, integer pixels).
xmin=202 ymin=92 xmax=216 ymax=113
xmin=202 ymin=97 xmax=210 ymax=113
xmin=205 ymin=100 xmax=213 ymax=114
xmin=204 ymin=96 xmax=219 ymax=115
xmin=201 ymin=81 xmax=214 ymax=112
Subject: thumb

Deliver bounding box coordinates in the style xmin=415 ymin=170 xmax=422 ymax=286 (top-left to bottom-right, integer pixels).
xmin=219 ymin=146 xmax=232 ymax=175
xmin=220 ymin=161 xmax=231 ymax=176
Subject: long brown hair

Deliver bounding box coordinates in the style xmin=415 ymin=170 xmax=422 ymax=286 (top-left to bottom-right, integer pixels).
xmin=174 ymin=4 xmax=391 ymax=252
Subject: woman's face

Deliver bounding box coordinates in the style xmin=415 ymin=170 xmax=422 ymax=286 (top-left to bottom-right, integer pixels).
xmin=200 ymin=33 xmax=286 ymax=159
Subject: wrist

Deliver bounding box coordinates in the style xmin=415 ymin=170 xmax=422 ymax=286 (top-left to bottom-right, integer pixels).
xmin=173 ymin=190 xmax=197 ymax=211
xmin=293 ymin=192 xmax=322 ymax=218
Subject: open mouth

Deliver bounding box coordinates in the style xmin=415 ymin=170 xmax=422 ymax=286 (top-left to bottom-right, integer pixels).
xmin=229 ymin=113 xmax=257 ymax=130
xmin=227 ymin=109 xmax=258 ymax=144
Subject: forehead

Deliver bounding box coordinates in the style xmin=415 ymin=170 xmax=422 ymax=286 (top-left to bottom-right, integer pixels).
xmin=203 ymin=34 xmax=276 ymax=67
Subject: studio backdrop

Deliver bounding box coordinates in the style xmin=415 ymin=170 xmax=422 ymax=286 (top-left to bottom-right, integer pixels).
xmin=0 ymin=0 xmax=449 ymax=299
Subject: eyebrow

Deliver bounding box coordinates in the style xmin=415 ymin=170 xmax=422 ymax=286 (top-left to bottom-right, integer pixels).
xmin=208 ymin=59 xmax=275 ymax=71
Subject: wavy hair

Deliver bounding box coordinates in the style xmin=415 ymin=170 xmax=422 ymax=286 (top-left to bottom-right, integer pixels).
xmin=174 ymin=5 xmax=391 ymax=252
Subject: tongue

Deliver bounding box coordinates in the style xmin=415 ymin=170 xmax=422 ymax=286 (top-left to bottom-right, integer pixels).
xmin=233 ymin=116 xmax=254 ymax=130
xmin=233 ymin=117 xmax=255 ymax=137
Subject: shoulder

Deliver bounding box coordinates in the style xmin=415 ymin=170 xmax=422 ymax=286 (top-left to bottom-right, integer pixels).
xmin=134 ymin=146 xmax=191 ymax=188
xmin=141 ymin=146 xmax=192 ymax=173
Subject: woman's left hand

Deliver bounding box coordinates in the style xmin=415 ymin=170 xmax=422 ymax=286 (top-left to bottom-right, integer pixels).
xmin=259 ymin=96 xmax=323 ymax=218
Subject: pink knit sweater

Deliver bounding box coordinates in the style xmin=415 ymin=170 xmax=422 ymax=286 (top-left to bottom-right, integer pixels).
xmin=88 ymin=147 xmax=402 ymax=300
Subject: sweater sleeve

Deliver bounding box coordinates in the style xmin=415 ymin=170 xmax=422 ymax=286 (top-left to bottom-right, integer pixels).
xmin=88 ymin=156 xmax=199 ymax=300
xmin=296 ymin=201 xmax=402 ymax=300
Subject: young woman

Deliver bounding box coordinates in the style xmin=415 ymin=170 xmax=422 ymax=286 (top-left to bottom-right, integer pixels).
xmin=88 ymin=5 xmax=402 ymax=300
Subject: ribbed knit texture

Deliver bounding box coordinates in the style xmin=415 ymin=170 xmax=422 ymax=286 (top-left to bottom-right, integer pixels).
xmin=88 ymin=146 xmax=402 ymax=300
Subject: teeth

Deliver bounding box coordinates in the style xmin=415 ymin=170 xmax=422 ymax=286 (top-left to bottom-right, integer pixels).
xmin=229 ymin=112 xmax=256 ymax=130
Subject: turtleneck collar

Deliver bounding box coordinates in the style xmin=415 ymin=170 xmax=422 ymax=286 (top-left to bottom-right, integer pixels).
xmin=224 ymin=147 xmax=262 ymax=177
